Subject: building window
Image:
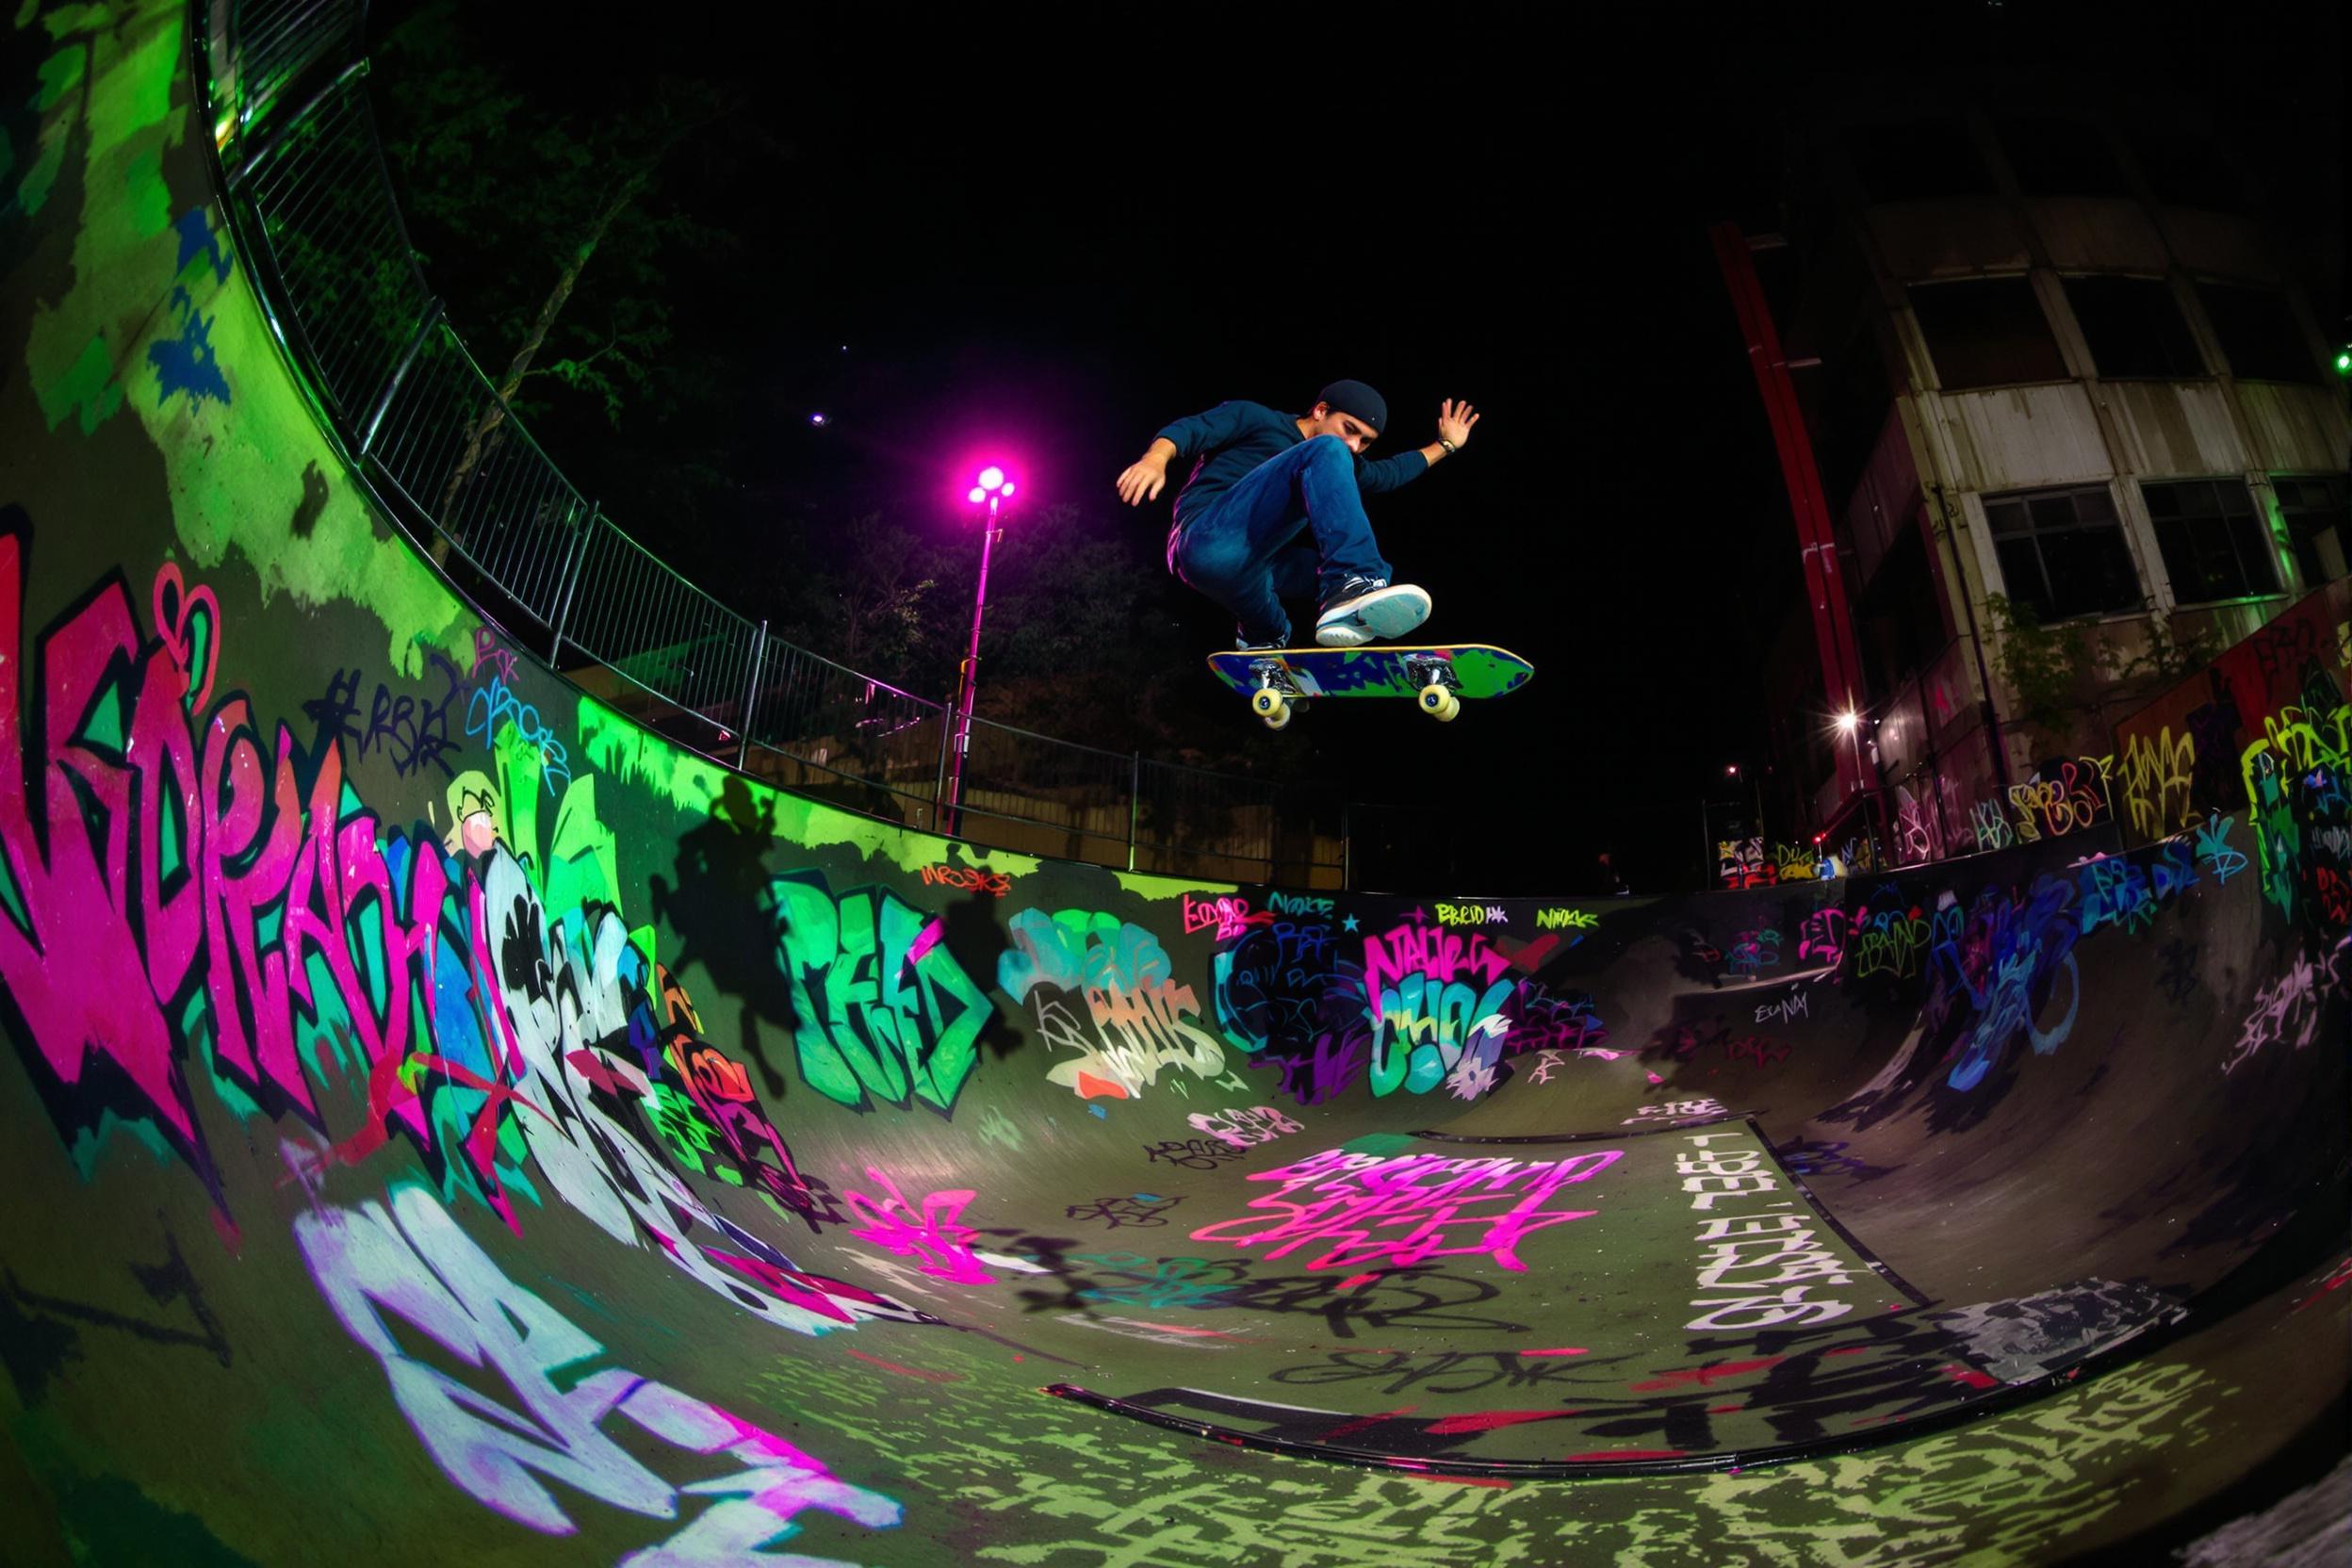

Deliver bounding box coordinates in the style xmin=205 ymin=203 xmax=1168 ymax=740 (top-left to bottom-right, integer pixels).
xmin=1843 ymin=121 xmax=1995 ymax=204
xmin=2275 ymin=475 xmax=2350 ymax=587
xmin=2000 ymin=118 xmax=2131 ymax=197
xmin=1985 ymin=486 xmax=2142 ymax=620
xmin=1857 ymin=522 xmax=1946 ymax=706
xmin=1910 ymin=278 xmax=2069 ymax=391
xmin=2142 ymin=479 xmax=2278 ymax=603
xmin=2197 ymin=284 xmax=2320 ymax=383
xmin=2063 ymin=276 xmax=2205 ymax=379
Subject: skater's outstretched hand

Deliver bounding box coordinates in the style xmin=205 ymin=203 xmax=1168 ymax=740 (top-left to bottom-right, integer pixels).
xmin=1117 ymin=449 xmax=1170 ymax=505
xmin=1437 ymin=399 xmax=1480 ymax=450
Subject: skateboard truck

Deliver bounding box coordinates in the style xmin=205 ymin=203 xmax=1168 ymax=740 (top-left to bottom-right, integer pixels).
xmin=1402 ymin=655 xmax=1462 ymax=722
xmin=1247 ymin=658 xmax=1306 ymax=730
xmin=1207 ymin=644 xmax=1529 ymax=728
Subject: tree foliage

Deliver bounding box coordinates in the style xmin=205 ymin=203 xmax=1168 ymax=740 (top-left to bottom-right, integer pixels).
xmin=1984 ymin=593 xmax=2095 ymax=740
xmin=370 ymin=2 xmax=750 ymax=429
xmin=757 ymin=501 xmax=1299 ymax=776
xmin=356 ymin=9 xmax=1291 ymax=783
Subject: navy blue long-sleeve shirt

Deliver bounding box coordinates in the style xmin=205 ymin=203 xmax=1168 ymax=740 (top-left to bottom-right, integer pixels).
xmin=1154 ymin=400 xmax=1429 ymax=527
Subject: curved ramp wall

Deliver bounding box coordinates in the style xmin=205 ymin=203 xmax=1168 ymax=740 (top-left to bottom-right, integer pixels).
xmin=2 ymin=4 xmax=2346 ymax=1562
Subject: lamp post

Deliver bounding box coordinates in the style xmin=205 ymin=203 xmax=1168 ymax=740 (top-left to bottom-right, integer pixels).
xmin=1830 ymin=705 xmax=1884 ymax=864
xmin=942 ymin=465 xmax=1013 ymax=837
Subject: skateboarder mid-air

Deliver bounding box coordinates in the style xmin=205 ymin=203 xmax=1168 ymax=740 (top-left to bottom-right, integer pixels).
xmin=1116 ymin=381 xmax=1479 ymax=649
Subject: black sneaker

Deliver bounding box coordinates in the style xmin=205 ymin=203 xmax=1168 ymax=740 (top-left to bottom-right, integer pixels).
xmin=1315 ymin=577 xmax=1431 ymax=647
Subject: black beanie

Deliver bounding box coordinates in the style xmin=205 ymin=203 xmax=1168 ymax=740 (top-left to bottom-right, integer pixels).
xmin=1316 ymin=379 xmax=1388 ymax=434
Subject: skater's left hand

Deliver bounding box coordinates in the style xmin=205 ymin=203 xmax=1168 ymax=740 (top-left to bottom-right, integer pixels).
xmin=1436 ymin=400 xmax=1479 ymax=450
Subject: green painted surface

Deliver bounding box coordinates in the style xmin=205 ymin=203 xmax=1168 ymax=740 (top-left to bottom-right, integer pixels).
xmin=30 ymin=41 xmax=83 ymax=111
xmin=36 ymin=336 xmax=123 ymax=433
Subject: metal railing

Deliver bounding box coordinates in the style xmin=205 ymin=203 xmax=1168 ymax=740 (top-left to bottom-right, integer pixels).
xmin=200 ymin=0 xmax=1345 ymax=887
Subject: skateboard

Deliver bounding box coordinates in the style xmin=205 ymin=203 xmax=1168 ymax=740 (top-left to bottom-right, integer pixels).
xmin=1205 ymin=644 xmax=1535 ymax=729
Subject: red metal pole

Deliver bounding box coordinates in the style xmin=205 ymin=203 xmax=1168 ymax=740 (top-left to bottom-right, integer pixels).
xmin=943 ymin=493 xmax=1001 ymax=837
xmin=1709 ymin=221 xmax=1870 ymax=799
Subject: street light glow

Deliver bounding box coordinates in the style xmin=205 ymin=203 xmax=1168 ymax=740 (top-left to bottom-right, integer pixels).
xmin=946 ymin=462 xmax=1016 ymax=836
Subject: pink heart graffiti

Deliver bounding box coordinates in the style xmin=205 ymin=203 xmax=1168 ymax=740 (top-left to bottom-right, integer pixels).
xmin=151 ymin=562 xmax=220 ymax=710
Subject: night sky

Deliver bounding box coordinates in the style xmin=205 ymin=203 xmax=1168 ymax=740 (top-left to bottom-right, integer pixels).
xmin=369 ymin=3 xmax=2342 ymax=893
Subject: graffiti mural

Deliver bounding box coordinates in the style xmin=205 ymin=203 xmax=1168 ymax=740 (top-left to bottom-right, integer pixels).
xmin=296 ymin=1184 xmax=905 ymax=1555
xmin=1210 ymin=914 xmax=1373 ymax=1104
xmin=769 ymin=872 xmax=988 ymax=1112
xmin=1679 ymin=1131 xmax=1860 ymax=1332
xmin=8 ymin=6 xmax=2346 ymax=1561
xmin=1361 ymin=923 xmax=1515 ymax=1097
xmin=999 ymin=907 xmax=1225 ymax=1099
xmin=1189 ymin=1147 xmax=1622 ymax=1273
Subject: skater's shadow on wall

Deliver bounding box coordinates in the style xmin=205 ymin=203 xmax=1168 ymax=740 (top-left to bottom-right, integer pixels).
xmin=651 ymin=776 xmax=801 ymax=1099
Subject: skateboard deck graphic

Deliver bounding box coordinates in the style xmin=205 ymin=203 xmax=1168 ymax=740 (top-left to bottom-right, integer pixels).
xmin=1205 ymin=644 xmax=1534 ymax=728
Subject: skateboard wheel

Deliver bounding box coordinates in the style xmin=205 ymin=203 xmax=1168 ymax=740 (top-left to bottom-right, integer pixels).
xmin=1417 ymin=685 xmax=1450 ymax=716
xmin=1262 ymin=703 xmax=1293 ymax=731
xmin=1251 ymin=688 xmax=1285 ymax=718
xmin=1433 ymin=692 xmax=1461 ymax=723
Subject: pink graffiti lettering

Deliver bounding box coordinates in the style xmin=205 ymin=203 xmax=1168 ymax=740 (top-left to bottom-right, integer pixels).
xmin=470 ymin=625 xmax=521 ymax=687
xmin=1723 ymin=1034 xmax=1792 ymax=1069
xmin=2222 ymin=952 xmax=2330 ymax=1075
xmin=1188 ymin=1146 xmax=1621 ymax=1273
xmin=1182 ymin=893 xmax=1255 ymax=939
xmin=151 ymin=562 xmax=220 ymax=710
xmin=844 ymin=1168 xmax=997 ymax=1284
xmin=1795 ymin=906 xmax=1849 ymax=972
xmin=1363 ymin=924 xmax=1511 ymax=1002
xmin=0 ymin=533 xmax=474 ymax=1205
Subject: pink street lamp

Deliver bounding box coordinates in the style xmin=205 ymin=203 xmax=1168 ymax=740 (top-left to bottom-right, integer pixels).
xmin=942 ymin=464 xmax=1015 ymax=835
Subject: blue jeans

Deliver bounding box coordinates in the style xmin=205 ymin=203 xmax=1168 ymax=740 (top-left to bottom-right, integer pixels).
xmin=1168 ymin=434 xmax=1392 ymax=645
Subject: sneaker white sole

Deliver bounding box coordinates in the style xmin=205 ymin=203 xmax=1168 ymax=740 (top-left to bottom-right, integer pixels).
xmin=1315 ymin=584 xmax=1430 ymax=647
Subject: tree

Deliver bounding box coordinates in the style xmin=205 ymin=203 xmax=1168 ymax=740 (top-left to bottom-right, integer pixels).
xmin=757 ymin=499 xmax=1303 ymax=779
xmin=765 ymin=511 xmax=947 ymax=678
xmin=367 ymin=4 xmax=763 ymax=524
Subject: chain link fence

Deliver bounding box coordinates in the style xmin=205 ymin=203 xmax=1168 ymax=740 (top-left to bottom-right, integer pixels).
xmin=201 ymin=0 xmax=1347 ymax=888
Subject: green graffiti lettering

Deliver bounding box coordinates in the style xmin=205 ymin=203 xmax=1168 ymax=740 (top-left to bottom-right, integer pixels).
xmin=769 ymin=873 xmax=984 ymax=1112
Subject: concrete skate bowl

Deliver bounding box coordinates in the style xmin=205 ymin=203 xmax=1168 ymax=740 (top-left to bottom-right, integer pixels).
xmin=2 ymin=5 xmax=2348 ymax=1563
